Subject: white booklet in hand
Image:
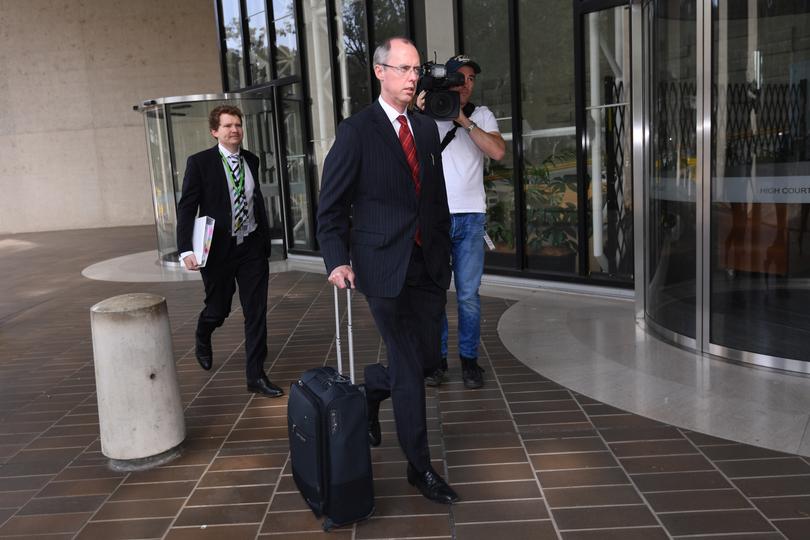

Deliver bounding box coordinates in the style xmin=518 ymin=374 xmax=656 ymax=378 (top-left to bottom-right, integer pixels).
xmin=192 ymin=216 xmax=215 ymax=267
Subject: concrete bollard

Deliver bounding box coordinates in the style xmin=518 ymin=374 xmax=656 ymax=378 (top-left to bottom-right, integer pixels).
xmin=90 ymin=293 xmax=185 ymax=471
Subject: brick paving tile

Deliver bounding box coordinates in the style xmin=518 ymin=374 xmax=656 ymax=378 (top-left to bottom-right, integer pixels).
xmin=525 ymin=437 xmax=607 ymax=454
xmin=173 ymin=503 xmax=268 ymax=526
xmin=455 ymin=520 xmax=557 ymax=540
xmin=15 ymin=494 xmax=107 ymax=516
xmin=186 ymin=485 xmax=275 ymax=506
xmin=773 ymin=518 xmax=810 ymax=539
xmin=644 ymin=488 xmax=751 ymax=512
xmin=0 ymin=513 xmax=93 ymax=536
xmin=92 ymin=498 xmax=185 ymax=520
xmin=544 ymin=485 xmax=642 ymax=507
xmin=452 ymin=499 xmax=548 ymax=523
xmin=753 ymin=494 xmax=810 ymax=519
xmin=74 ymin=517 xmax=173 ymax=540
xmin=531 ymin=451 xmax=619 ymax=470
xmin=554 ymin=504 xmax=658 ymax=530
xmin=355 ymin=514 xmax=451 ymax=538
xmin=670 ymin=535 xmax=784 ymax=540
xmin=561 ymin=528 xmax=669 ymax=539
xmin=2 ymin=226 xmax=810 ymax=540
xmin=608 ymin=439 xmax=697 ymax=457
xmin=165 ymin=524 xmax=260 ymax=540
xmin=658 ymin=509 xmax=776 ymax=536
xmin=537 ymin=467 xmax=631 ymax=488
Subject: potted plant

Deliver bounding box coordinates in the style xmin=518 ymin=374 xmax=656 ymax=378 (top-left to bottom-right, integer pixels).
xmin=524 ymin=151 xmax=579 ymax=272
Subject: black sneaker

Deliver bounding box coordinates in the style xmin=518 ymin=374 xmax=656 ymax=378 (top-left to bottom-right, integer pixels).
xmin=461 ymin=358 xmax=484 ymax=389
xmin=425 ymin=368 xmax=448 ymax=387
xmin=425 ymin=357 xmax=449 ymax=387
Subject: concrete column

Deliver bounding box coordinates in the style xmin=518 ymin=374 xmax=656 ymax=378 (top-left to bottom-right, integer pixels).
xmin=90 ymin=293 xmax=185 ymax=470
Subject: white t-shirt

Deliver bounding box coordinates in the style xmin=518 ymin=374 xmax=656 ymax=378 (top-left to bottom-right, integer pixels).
xmin=435 ymin=105 xmax=500 ymax=213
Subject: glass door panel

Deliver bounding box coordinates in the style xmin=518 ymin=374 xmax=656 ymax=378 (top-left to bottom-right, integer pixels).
xmin=710 ymin=1 xmax=810 ymax=360
xmin=240 ymin=97 xmax=286 ymax=260
xmin=645 ymin=0 xmax=698 ymax=338
xmin=334 ymin=0 xmax=370 ymax=120
xmin=583 ymin=6 xmax=633 ymax=280
xmin=144 ymin=108 xmax=177 ymax=265
xmin=460 ymin=0 xmax=514 ymax=268
xmin=521 ymin=0 xmax=578 ymax=274
xmin=279 ymin=83 xmax=315 ymax=250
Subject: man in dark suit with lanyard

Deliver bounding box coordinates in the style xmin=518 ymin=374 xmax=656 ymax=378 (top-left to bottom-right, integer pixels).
xmin=176 ymin=105 xmax=283 ymax=398
xmin=317 ymin=37 xmax=458 ymax=504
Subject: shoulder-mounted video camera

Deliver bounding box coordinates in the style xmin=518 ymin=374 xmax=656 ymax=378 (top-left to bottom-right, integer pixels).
xmin=417 ymin=61 xmax=465 ymax=120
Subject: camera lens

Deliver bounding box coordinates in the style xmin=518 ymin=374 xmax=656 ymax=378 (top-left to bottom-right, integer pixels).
xmin=427 ymin=92 xmax=456 ymax=119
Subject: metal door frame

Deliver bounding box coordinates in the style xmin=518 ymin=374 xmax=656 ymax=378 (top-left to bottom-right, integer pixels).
xmin=574 ymin=0 xmax=635 ymax=280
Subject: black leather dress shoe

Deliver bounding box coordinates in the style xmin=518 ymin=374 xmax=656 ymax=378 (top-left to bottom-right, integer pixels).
xmin=195 ymin=332 xmax=212 ymax=371
xmin=247 ymin=375 xmax=284 ymax=397
xmin=367 ymin=398 xmax=381 ymax=447
xmin=407 ymin=463 xmax=460 ymax=504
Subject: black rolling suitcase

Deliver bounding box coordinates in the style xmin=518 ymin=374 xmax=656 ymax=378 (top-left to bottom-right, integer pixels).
xmin=287 ymin=286 xmax=375 ymax=531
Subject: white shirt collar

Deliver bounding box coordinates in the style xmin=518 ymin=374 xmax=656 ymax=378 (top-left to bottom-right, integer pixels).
xmin=377 ymin=96 xmax=411 ymax=129
xmin=218 ymin=143 xmax=240 ymax=158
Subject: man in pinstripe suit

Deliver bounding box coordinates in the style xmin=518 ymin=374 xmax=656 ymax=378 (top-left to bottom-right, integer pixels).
xmin=316 ymin=37 xmax=458 ymax=504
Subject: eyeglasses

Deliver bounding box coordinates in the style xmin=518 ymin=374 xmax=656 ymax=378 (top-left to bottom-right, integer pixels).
xmin=379 ymin=63 xmax=423 ymax=77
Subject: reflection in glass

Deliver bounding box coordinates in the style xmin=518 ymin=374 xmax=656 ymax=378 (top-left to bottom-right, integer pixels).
xmin=241 ymin=98 xmax=283 ymax=246
xmin=461 ymin=0 xmax=514 ymax=265
xmin=302 ymin=0 xmax=336 ymax=200
xmin=371 ymin=0 xmax=408 ymax=44
xmin=222 ymin=0 xmax=245 ymax=89
xmin=583 ymin=7 xmax=633 ymax=280
xmin=334 ymin=0 xmax=370 ymax=119
xmin=144 ymin=109 xmax=177 ymax=265
xmin=520 ymin=0 xmax=578 ymax=274
xmin=280 ymin=84 xmax=315 ymax=250
xmin=171 ymin=102 xmax=241 ymax=194
xmin=710 ymin=1 xmax=810 ymax=360
xmin=246 ymin=1 xmax=271 ymax=84
xmin=273 ymin=0 xmax=299 ymax=78
xmin=646 ymin=0 xmax=697 ymax=338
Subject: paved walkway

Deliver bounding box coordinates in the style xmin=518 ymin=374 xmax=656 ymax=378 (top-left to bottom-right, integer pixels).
xmin=1 ymin=227 xmax=809 ymax=539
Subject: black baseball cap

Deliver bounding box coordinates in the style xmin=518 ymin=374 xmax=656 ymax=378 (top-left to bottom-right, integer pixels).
xmin=446 ymin=54 xmax=481 ymax=74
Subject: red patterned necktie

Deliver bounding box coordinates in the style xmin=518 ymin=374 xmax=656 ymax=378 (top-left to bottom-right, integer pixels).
xmin=397 ymin=115 xmax=421 ymax=245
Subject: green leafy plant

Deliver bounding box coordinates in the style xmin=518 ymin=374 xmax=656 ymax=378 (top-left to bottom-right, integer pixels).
xmin=524 ymin=151 xmax=578 ymax=255
xmin=484 ymin=166 xmax=515 ymax=249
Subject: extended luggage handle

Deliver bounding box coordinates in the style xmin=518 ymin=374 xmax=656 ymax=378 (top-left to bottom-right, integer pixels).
xmin=333 ymin=285 xmax=355 ymax=383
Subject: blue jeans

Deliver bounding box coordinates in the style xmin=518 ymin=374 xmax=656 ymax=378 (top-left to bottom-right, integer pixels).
xmin=441 ymin=213 xmax=486 ymax=360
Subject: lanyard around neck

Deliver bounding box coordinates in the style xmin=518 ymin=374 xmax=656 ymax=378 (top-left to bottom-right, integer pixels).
xmin=219 ymin=152 xmax=245 ymax=192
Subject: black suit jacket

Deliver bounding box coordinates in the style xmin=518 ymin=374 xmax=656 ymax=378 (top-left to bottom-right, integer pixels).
xmin=317 ymin=101 xmax=451 ymax=297
xmin=176 ymin=145 xmax=272 ymax=270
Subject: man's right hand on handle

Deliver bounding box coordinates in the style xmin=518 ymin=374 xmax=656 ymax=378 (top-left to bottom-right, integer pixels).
xmin=328 ymin=265 xmax=355 ymax=289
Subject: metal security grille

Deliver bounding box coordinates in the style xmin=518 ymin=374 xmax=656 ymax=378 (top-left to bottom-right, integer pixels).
xmin=714 ymin=81 xmax=808 ymax=167
xmin=657 ymin=81 xmax=698 ymax=170
xmin=604 ymin=77 xmax=634 ymax=277
xmin=649 ymin=80 xmax=698 ymax=280
xmin=653 ymin=80 xmax=807 ymax=168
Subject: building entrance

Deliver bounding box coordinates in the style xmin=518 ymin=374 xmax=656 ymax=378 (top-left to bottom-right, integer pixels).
xmin=635 ymin=0 xmax=810 ymax=373
xmin=137 ymin=94 xmax=287 ymax=265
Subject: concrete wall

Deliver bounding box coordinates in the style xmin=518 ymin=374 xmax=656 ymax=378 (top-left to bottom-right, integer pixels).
xmin=0 ymin=0 xmax=221 ymax=234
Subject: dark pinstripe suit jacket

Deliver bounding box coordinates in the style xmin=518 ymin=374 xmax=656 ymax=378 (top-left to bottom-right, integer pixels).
xmin=176 ymin=145 xmax=272 ymax=271
xmin=317 ymin=101 xmax=451 ymax=298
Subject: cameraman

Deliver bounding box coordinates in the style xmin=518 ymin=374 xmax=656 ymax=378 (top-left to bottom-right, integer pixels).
xmin=417 ymin=54 xmax=506 ymax=389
